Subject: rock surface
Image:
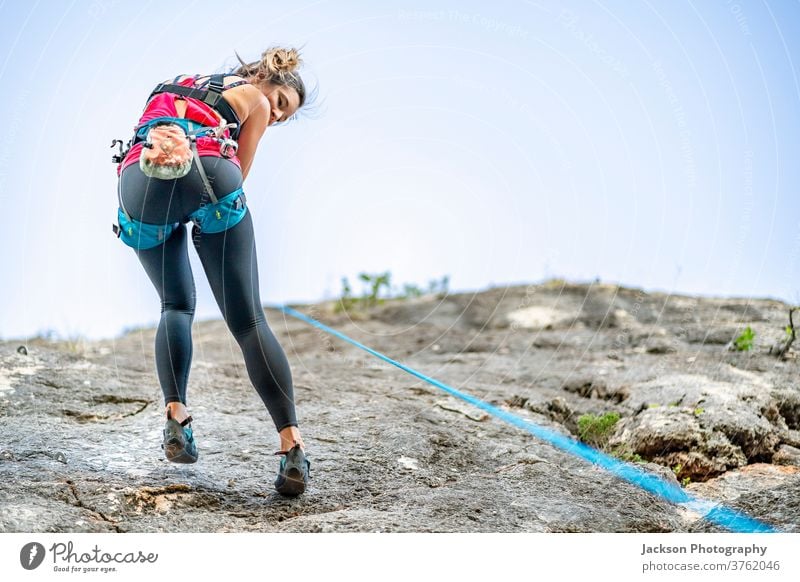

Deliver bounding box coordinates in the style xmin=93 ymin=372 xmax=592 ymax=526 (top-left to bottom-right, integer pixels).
xmin=1 ymin=279 xmax=798 ymax=532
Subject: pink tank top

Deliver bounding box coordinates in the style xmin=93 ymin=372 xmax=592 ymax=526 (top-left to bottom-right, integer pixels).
xmin=117 ymin=75 xmax=242 ymax=176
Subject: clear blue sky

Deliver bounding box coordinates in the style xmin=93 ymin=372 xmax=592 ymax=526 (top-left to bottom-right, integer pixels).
xmin=1 ymin=0 xmax=799 ymax=340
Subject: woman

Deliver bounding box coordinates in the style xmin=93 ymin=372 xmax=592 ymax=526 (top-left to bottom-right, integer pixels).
xmin=112 ymin=47 xmax=312 ymax=497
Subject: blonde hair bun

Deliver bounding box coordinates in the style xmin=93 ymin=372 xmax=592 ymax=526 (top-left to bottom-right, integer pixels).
xmin=232 ymin=46 xmax=310 ymax=111
xmin=264 ymin=47 xmax=302 ymax=76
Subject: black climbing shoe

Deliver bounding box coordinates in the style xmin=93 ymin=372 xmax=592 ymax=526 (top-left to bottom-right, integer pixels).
xmin=274 ymin=444 xmax=310 ymax=497
xmin=161 ymin=410 xmax=198 ymax=464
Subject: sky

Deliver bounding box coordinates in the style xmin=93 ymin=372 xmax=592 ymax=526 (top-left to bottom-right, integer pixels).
xmin=0 ymin=0 xmax=799 ymax=341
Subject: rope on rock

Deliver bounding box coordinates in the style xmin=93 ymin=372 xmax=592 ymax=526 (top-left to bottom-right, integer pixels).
xmin=271 ymin=303 xmax=777 ymax=534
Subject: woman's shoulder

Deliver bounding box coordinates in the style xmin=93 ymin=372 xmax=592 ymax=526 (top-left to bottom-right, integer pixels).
xmin=158 ymin=73 xmax=266 ymax=126
xmin=220 ymin=77 xmax=268 ymax=125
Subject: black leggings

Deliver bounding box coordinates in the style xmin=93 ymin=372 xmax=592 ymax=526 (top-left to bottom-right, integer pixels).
xmin=118 ymin=156 xmax=298 ymax=432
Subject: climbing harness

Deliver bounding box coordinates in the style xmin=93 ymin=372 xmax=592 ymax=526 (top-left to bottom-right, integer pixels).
xmin=269 ymin=304 xmax=779 ymax=534
xmin=111 ymin=73 xmax=241 ymax=189
xmin=111 ymin=74 xmax=246 ymax=248
xmin=147 ymin=73 xmax=243 ymax=141
xmin=136 ymin=116 xmax=238 ymax=183
xmin=110 ymin=73 xmax=241 ymax=166
xmin=111 ymin=118 xmax=247 ymax=249
xmin=188 ymin=186 xmax=248 ymax=235
xmin=115 ymin=112 xmax=238 ymax=182
xmin=113 ymin=184 xmax=247 ymax=250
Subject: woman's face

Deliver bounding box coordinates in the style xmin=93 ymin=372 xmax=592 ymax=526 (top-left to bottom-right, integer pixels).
xmin=262 ymin=82 xmax=301 ymax=126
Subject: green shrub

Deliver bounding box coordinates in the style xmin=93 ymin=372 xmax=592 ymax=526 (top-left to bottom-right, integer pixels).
xmin=334 ymin=276 xmax=358 ymax=313
xmin=335 ymin=271 xmax=450 ymax=313
xmin=426 ymin=275 xmax=450 ymax=297
xmin=611 ymin=446 xmax=645 ymax=464
xmin=733 ymin=326 xmax=755 ymax=351
xmin=358 ymin=271 xmax=392 ymax=308
xmin=401 ymin=283 xmax=424 ymax=298
xmin=577 ymin=412 xmax=620 ymax=449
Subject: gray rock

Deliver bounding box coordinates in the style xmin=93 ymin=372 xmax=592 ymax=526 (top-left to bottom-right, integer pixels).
xmin=683 ymin=327 xmax=740 ymax=345
xmin=611 ymin=408 xmax=704 ymax=457
xmin=773 ymin=444 xmax=800 ymax=466
xmin=687 ymin=464 xmax=800 ymax=532
xmin=2 ymin=281 xmax=798 ymax=533
xmin=610 ymin=408 xmax=749 ymax=480
xmin=611 ymin=373 xmax=784 ymax=477
xmin=645 ymin=340 xmax=678 ymax=354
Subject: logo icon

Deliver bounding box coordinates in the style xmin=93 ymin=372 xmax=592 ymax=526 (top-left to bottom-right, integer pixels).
xmin=20 ymin=542 xmax=46 ymax=570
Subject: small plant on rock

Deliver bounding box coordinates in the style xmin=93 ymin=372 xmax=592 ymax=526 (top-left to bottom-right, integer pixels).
xmin=334 ymin=271 xmax=392 ymax=313
xmin=335 ymin=276 xmax=358 ymax=313
xmin=611 ymin=446 xmax=645 ymax=464
xmin=732 ymin=326 xmax=755 ymax=351
xmin=769 ymin=307 xmax=798 ymax=358
xmin=358 ymin=271 xmax=392 ymax=309
xmin=335 ymin=271 xmax=451 ymax=313
xmin=426 ymin=275 xmax=450 ymax=297
xmin=577 ymin=412 xmax=620 ymax=449
xmin=400 ymin=283 xmax=424 ymax=298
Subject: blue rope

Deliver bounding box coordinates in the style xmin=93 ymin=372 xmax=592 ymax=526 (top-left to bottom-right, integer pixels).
xmin=271 ymin=303 xmax=778 ymax=533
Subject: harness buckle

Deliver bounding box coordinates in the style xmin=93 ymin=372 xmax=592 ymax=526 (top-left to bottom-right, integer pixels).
xmin=220 ymin=138 xmax=238 ymax=158
xmin=111 ymin=138 xmax=131 ymax=164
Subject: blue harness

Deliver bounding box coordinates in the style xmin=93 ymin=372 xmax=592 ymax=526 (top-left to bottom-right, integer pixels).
xmin=115 ymin=186 xmax=248 ymax=250
xmin=113 ymin=116 xmax=247 ymax=250
xmin=134 ymin=116 xmax=207 ymax=140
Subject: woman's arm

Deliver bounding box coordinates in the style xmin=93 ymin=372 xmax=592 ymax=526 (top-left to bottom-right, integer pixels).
xmin=228 ymin=85 xmax=271 ymax=181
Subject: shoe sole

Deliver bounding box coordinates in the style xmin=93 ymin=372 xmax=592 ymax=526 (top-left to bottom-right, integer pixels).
xmin=276 ymin=447 xmax=309 ymax=497
xmin=163 ymin=419 xmax=198 ymax=464
xmin=163 ymin=440 xmax=198 ymax=464
xmin=276 ymin=467 xmax=306 ymax=497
